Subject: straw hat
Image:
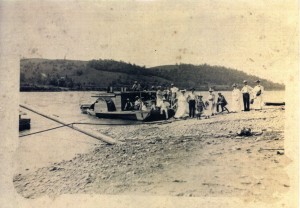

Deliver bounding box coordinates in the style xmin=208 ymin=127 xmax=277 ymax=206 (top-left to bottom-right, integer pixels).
xmin=232 ymin=83 xmax=237 ymax=87
xmin=209 ymin=88 xmax=214 ymax=92
xmin=243 ymin=80 xmax=247 ymax=83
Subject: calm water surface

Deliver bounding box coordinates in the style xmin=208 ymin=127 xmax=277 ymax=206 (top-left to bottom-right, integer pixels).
xmin=20 ymin=91 xmax=285 ymax=133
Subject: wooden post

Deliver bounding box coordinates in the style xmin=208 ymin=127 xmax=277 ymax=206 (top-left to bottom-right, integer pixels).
xmin=19 ymin=104 xmax=118 ymax=145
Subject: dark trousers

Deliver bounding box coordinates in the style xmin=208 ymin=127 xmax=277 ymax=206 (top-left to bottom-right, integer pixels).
xmin=217 ymin=103 xmax=229 ymax=113
xmin=243 ymin=93 xmax=250 ymax=111
xmin=189 ymin=100 xmax=196 ymax=117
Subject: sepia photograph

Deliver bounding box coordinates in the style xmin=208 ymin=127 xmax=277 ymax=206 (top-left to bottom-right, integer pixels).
xmin=0 ymin=0 xmax=298 ymax=207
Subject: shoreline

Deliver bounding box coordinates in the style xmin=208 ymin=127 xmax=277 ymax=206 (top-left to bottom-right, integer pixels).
xmin=14 ymin=107 xmax=289 ymax=202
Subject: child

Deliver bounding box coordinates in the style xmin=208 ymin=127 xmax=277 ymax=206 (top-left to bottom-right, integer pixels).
xmin=196 ymin=95 xmax=206 ymax=120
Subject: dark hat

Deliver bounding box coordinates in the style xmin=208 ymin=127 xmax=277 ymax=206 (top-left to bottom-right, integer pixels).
xmin=191 ymin=88 xmax=195 ymax=91
xmin=255 ymin=80 xmax=261 ymax=83
xmin=218 ymin=92 xmax=222 ymax=95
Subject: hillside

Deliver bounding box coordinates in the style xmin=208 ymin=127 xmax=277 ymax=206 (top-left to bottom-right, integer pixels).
xmin=20 ymin=58 xmax=285 ymax=91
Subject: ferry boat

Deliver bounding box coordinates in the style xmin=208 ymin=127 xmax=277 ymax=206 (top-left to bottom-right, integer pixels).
xmin=80 ymin=91 xmax=175 ymax=122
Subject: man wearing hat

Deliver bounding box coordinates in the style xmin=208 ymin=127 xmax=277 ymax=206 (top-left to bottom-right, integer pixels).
xmin=124 ymin=98 xmax=133 ymax=111
xmin=241 ymin=80 xmax=253 ymax=111
xmin=252 ymin=80 xmax=264 ymax=110
xmin=187 ymin=88 xmax=197 ymax=118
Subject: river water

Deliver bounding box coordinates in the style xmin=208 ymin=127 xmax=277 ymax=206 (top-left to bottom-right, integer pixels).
xmin=19 ymin=90 xmax=285 ymax=135
xmin=16 ymin=90 xmax=285 ymax=171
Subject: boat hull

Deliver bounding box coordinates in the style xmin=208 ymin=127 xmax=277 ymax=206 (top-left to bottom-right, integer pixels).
xmin=95 ymin=111 xmax=151 ymax=121
xmin=265 ymin=102 xmax=285 ymax=106
xmin=94 ymin=109 xmax=175 ymax=122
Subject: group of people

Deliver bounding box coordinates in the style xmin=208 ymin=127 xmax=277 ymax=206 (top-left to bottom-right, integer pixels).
xmin=126 ymin=80 xmax=264 ymax=120
xmin=232 ymin=80 xmax=264 ymax=112
xmin=170 ymin=87 xmax=230 ymax=119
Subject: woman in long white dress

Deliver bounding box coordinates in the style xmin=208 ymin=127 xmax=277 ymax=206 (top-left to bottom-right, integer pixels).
xmin=174 ymin=90 xmax=188 ymax=118
xmin=206 ymin=88 xmax=216 ymax=116
xmin=231 ymin=83 xmax=241 ymax=112
xmin=252 ymin=80 xmax=264 ymax=110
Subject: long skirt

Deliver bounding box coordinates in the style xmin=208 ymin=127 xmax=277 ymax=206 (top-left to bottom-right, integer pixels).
xmin=253 ymin=95 xmax=263 ymax=110
xmin=174 ymin=101 xmax=188 ymax=118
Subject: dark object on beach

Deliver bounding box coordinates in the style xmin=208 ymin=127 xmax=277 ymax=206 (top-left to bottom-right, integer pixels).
xmin=264 ymin=102 xmax=285 ymax=106
xmin=250 ymin=99 xmax=254 ymax=104
xmin=277 ymin=150 xmax=284 ymax=155
xmin=19 ymin=115 xmax=31 ymax=131
xmin=236 ymin=127 xmax=252 ymax=136
xmin=80 ymin=103 xmax=92 ymax=114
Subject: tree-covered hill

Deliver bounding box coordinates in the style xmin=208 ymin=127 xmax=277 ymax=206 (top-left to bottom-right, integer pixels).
xmin=20 ymin=58 xmax=285 ymax=91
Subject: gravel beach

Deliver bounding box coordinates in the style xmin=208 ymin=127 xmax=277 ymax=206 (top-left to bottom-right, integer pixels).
xmin=14 ymin=107 xmax=289 ymax=202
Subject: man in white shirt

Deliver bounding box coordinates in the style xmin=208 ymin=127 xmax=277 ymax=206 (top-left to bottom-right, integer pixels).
xmin=158 ymin=98 xmax=170 ymax=119
xmin=241 ymin=80 xmax=253 ymax=111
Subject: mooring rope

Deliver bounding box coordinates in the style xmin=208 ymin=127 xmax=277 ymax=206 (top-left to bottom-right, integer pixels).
xmin=19 ymin=120 xmax=172 ymax=138
xmin=19 ymin=123 xmax=73 ymax=138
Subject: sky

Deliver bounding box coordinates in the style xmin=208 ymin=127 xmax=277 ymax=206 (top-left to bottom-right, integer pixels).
xmin=1 ymin=0 xmax=298 ymax=84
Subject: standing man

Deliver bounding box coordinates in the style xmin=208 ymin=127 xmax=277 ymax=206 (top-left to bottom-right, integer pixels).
xmin=170 ymin=83 xmax=179 ymax=107
xmin=252 ymin=80 xmax=264 ymax=110
xmin=187 ymin=88 xmax=197 ymax=118
xmin=156 ymin=86 xmax=164 ymax=107
xmin=241 ymin=80 xmax=253 ymax=111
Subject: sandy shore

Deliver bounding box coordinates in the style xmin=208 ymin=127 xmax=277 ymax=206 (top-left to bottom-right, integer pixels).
xmin=13 ymin=107 xmax=289 ymax=202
